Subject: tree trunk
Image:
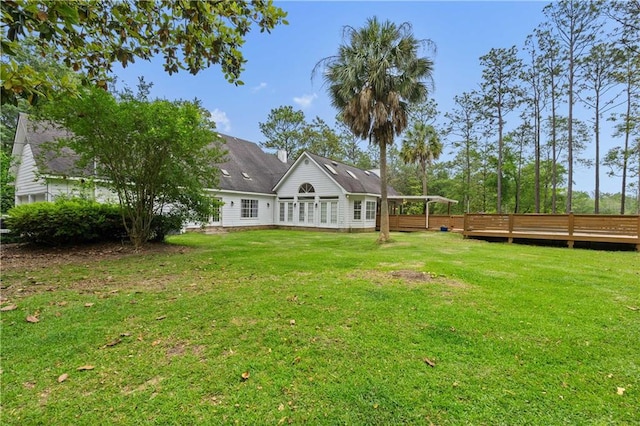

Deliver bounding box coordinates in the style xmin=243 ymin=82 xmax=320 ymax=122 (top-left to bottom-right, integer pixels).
xmin=378 ymin=140 xmax=390 ymax=243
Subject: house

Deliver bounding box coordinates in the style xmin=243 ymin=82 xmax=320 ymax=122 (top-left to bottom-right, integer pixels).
xmin=11 ymin=113 xmax=406 ymax=232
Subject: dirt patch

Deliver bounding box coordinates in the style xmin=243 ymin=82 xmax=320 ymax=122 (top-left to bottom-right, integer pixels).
xmin=348 ymin=269 xmax=469 ymax=289
xmin=389 ymin=270 xmax=438 ymax=282
xmin=0 ymin=241 xmax=190 ymax=271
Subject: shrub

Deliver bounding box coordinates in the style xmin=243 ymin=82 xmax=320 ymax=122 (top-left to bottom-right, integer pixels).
xmin=5 ymin=199 xmax=127 ymax=245
xmin=149 ymin=212 xmax=184 ymax=243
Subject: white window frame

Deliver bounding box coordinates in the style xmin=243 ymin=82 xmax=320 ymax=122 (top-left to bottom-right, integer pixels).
xmin=241 ymin=199 xmax=258 ymax=218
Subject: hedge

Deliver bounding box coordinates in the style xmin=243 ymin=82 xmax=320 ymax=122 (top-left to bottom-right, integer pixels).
xmin=5 ymin=199 xmax=183 ymax=246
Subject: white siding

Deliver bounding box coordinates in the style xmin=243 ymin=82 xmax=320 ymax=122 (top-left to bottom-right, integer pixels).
xmin=277 ymin=158 xmax=344 ymax=197
xmin=14 ymin=145 xmax=47 ymax=203
xmin=275 ymin=156 xmax=350 ymax=229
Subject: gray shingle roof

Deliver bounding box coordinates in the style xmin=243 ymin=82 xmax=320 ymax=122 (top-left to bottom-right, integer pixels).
xmin=19 ymin=113 xmax=94 ymax=177
xmin=305 ymin=152 xmax=398 ymax=196
xmin=216 ymin=134 xmax=289 ymax=194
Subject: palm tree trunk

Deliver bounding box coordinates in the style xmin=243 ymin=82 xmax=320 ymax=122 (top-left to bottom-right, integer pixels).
xmin=378 ymin=141 xmax=390 ymax=243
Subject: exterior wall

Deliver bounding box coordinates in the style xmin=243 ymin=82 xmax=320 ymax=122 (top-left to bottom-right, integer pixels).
xmin=345 ymin=195 xmax=378 ymax=231
xmin=275 ymin=156 xmax=350 ymax=229
xmin=14 ymin=145 xmax=47 ymax=204
xmin=184 ymin=191 xmax=278 ymax=230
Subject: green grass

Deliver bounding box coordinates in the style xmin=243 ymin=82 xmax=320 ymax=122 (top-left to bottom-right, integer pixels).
xmin=1 ymin=230 xmax=639 ymax=425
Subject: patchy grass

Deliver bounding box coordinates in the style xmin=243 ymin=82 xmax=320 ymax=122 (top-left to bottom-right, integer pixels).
xmin=1 ymin=230 xmax=639 ymax=425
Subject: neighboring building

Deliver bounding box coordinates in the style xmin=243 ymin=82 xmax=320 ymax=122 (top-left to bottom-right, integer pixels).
xmin=10 ymin=113 xmax=405 ymax=233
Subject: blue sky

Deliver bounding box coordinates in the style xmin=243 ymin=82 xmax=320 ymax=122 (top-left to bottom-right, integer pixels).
xmin=112 ymin=1 xmax=624 ymax=194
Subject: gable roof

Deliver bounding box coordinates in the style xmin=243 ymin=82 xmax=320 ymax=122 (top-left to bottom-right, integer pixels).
xmin=13 ymin=113 xmax=94 ymax=177
xmin=274 ymin=151 xmax=398 ymax=196
xmin=215 ymin=134 xmax=289 ymax=194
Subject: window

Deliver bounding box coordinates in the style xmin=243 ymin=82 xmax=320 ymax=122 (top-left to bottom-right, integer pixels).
xmin=210 ymin=197 xmax=222 ymax=222
xmin=299 ymin=202 xmax=305 ymax=222
xmin=287 ymin=202 xmax=294 ymax=222
xmin=241 ymin=199 xmax=258 ymax=218
xmin=320 ymin=203 xmax=328 ymax=224
xmin=241 ymin=172 xmax=251 ymax=180
xmin=366 ymin=201 xmax=376 ymax=220
xmin=330 ymin=201 xmax=338 ymax=224
xmin=353 ymin=200 xmax=362 ymax=220
xmin=279 ymin=202 xmax=286 ymax=222
xmin=220 ymin=168 xmax=230 ymax=177
xmin=299 ymin=183 xmax=315 ymax=193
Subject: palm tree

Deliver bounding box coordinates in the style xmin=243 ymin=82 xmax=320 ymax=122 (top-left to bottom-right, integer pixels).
xmin=400 ymin=122 xmax=442 ymax=195
xmin=314 ymin=17 xmax=435 ymax=242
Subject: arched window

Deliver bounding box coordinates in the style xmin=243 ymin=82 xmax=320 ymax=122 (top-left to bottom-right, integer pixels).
xmin=298 ymin=183 xmax=315 ymax=193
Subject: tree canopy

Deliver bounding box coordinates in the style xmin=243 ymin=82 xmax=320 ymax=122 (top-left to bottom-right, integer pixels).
xmin=1 ymin=0 xmax=287 ymax=105
xmin=315 ymin=17 xmax=435 ymax=242
xmin=39 ymin=81 xmax=224 ymax=248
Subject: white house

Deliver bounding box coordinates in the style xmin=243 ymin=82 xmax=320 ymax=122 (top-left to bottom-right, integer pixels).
xmin=11 ymin=113 xmax=404 ymax=233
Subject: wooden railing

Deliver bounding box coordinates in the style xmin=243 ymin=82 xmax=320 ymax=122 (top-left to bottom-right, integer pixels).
xmin=376 ymin=214 xmax=464 ymax=232
xmin=463 ymin=213 xmax=640 ymax=250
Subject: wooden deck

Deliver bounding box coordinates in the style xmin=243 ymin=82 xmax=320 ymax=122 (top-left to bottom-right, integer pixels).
xmin=463 ymin=213 xmax=640 ymax=251
xmin=376 ymin=214 xmax=464 ymax=232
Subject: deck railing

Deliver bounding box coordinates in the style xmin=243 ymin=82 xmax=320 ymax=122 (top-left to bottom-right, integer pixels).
xmin=376 ymin=214 xmax=464 ymax=231
xmin=463 ymin=213 xmax=640 ymax=250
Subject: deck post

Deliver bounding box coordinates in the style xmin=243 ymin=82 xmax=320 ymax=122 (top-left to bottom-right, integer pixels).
xmin=508 ymin=214 xmax=514 ymax=244
xmin=568 ymin=212 xmax=575 ymax=248
xmin=463 ymin=213 xmax=468 ymax=239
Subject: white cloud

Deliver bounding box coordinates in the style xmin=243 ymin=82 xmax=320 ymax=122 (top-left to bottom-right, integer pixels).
xmin=251 ymin=82 xmax=268 ymax=93
xmin=293 ymin=93 xmax=318 ymax=109
xmin=210 ymin=108 xmax=231 ymax=133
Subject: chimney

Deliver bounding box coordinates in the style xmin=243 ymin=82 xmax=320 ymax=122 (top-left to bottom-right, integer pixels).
xmin=277 ymin=149 xmax=288 ymax=163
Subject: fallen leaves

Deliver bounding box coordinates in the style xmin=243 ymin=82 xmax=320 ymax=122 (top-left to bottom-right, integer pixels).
xmin=57 ymin=373 xmax=69 ymax=383
xmin=76 ymin=365 xmax=95 ymax=371
xmin=241 ymin=371 xmax=250 ymax=381
xmin=617 ymin=387 xmax=625 ymax=396
xmin=156 ymin=315 xmax=167 ymax=321
xmin=26 ymin=315 xmax=40 ymax=323
xmin=84 ymin=303 xmax=94 ymax=308
xmin=423 ymin=357 xmax=436 ymax=368
xmin=0 ymin=304 xmax=17 ymax=311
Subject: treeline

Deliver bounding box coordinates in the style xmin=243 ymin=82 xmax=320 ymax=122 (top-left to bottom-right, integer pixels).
xmin=260 ymin=1 xmax=639 ymax=215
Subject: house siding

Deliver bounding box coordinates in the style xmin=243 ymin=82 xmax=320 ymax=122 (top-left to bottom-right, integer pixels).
xmin=14 ymin=145 xmax=47 ymax=204
xmin=274 ymin=156 xmax=349 ymax=229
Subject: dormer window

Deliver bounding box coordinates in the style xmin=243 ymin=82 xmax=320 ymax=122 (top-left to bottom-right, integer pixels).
xmin=324 ymin=164 xmax=338 ymax=175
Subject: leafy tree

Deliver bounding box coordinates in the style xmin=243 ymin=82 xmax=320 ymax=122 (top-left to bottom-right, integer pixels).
xmin=479 ymin=46 xmax=523 ymax=213
xmin=544 ymin=0 xmax=603 ymax=213
xmin=259 ymin=105 xmax=307 ymax=161
xmin=606 ymin=0 xmax=640 ymax=55
xmin=303 ymin=116 xmax=345 ymax=160
xmin=535 ymin=25 xmax=566 ymax=213
xmin=1 ymin=0 xmax=287 ymax=105
xmin=39 ymin=81 xmax=223 ymax=249
xmin=1 ymin=149 xmax=15 ymax=214
xmin=445 ymin=92 xmax=482 ymax=213
xmin=400 ymin=122 xmax=442 ymax=196
xmin=577 ymin=42 xmax=623 ymax=213
xmin=523 ymin=33 xmax=549 ymax=213
xmin=315 ymin=17 xmax=435 ymax=243
xmin=608 ymin=50 xmax=640 ymax=214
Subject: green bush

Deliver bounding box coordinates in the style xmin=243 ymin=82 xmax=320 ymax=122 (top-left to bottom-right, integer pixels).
xmin=5 ymin=199 xmax=127 ymax=245
xmin=149 ymin=212 xmax=184 ymax=243
xmin=5 ymin=199 xmax=185 ymax=246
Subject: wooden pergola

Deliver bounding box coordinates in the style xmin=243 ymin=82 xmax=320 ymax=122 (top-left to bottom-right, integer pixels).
xmin=386 ymin=195 xmax=459 ymax=230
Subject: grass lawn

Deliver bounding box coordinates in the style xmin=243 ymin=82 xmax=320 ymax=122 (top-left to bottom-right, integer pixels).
xmin=1 ymin=230 xmax=639 ymax=425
